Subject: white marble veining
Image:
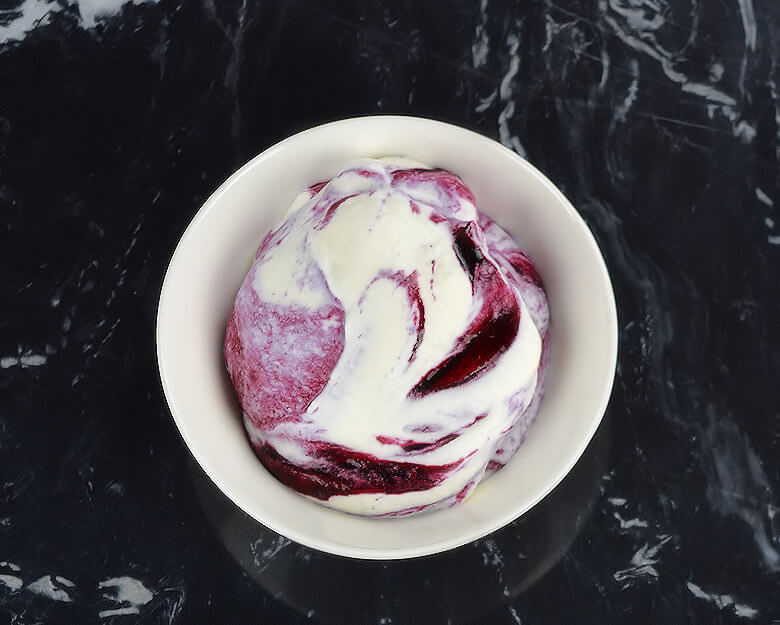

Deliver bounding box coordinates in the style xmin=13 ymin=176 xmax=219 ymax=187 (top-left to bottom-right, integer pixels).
xmin=687 ymin=581 xmax=759 ymax=619
xmin=0 ymin=0 xmax=160 ymax=44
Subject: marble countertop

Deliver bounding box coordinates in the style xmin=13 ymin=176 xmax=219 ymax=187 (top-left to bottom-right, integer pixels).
xmin=0 ymin=0 xmax=777 ymax=623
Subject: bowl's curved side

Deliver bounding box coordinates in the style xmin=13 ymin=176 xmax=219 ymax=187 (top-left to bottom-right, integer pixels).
xmin=156 ymin=116 xmax=618 ymax=560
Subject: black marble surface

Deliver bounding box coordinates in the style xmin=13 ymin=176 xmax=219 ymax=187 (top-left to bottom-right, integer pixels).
xmin=1 ymin=0 xmax=778 ymax=623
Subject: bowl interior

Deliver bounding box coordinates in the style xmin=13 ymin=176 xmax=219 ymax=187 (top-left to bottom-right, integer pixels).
xmin=157 ymin=116 xmax=617 ymax=559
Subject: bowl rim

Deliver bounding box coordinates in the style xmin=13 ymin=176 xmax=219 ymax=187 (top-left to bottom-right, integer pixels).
xmin=156 ymin=114 xmax=618 ymax=559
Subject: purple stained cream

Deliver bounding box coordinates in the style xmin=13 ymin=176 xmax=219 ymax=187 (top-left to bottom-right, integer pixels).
xmin=224 ymin=157 xmax=549 ymax=516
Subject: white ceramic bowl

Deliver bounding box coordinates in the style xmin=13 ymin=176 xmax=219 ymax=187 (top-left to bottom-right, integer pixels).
xmin=157 ymin=116 xmax=617 ymax=560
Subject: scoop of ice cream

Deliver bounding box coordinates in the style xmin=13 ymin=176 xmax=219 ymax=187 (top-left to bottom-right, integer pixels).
xmin=224 ymin=157 xmax=549 ymax=516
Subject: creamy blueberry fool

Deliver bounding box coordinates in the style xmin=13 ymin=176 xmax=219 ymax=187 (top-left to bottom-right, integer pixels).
xmin=224 ymin=157 xmax=549 ymax=516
